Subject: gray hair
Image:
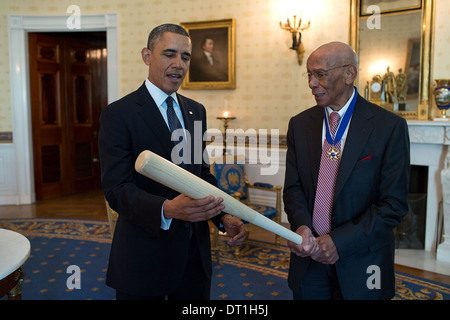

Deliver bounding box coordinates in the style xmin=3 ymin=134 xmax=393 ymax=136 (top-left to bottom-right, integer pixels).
xmin=146 ymin=23 xmax=190 ymax=50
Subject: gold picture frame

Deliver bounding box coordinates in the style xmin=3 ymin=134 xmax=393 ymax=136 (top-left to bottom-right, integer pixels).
xmin=360 ymin=0 xmax=421 ymax=16
xmin=181 ymin=19 xmax=236 ymax=90
xmin=350 ymin=0 xmax=435 ymax=120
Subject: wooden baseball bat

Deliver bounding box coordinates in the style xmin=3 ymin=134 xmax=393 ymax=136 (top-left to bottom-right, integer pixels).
xmin=135 ymin=150 xmax=302 ymax=245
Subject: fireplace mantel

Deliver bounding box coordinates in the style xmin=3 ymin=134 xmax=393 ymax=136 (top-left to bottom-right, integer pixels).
xmin=407 ymin=120 xmax=450 ymax=145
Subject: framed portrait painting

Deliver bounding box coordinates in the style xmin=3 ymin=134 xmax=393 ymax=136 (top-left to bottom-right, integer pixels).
xmin=360 ymin=0 xmax=421 ymax=16
xmin=181 ymin=19 xmax=236 ymax=90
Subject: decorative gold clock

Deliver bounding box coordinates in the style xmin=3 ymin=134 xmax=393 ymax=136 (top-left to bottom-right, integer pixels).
xmin=369 ymin=76 xmax=383 ymax=104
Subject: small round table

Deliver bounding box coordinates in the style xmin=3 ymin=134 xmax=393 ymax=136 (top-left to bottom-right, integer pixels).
xmin=0 ymin=228 xmax=31 ymax=300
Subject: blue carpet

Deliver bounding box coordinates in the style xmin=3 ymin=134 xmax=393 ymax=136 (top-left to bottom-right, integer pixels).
xmin=210 ymin=239 xmax=291 ymax=300
xmin=0 ymin=218 xmax=114 ymax=300
xmin=1 ymin=218 xmax=449 ymax=300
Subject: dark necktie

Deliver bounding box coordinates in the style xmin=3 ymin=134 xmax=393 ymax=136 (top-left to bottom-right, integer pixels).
xmin=166 ymin=96 xmax=182 ymax=133
xmin=166 ymin=97 xmax=190 ymax=236
xmin=312 ymin=111 xmax=341 ymax=236
xmin=165 ymin=96 xmax=185 ymax=168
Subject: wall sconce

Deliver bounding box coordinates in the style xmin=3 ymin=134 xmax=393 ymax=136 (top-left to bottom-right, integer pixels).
xmin=216 ymin=111 xmax=236 ymax=155
xmin=279 ymin=0 xmax=311 ymax=65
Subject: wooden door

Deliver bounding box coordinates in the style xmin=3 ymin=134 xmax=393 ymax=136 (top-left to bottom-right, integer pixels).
xmin=66 ymin=35 xmax=107 ymax=194
xmin=28 ymin=32 xmax=107 ymax=200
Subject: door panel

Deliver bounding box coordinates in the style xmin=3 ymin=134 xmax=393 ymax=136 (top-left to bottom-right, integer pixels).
xmin=29 ymin=32 xmax=107 ymax=200
xmin=67 ymin=38 xmax=103 ymax=193
xmin=29 ymin=33 xmax=67 ymax=200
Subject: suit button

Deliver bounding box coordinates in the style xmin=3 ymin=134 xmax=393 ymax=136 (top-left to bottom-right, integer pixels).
xmin=185 ymin=222 xmax=190 ymax=228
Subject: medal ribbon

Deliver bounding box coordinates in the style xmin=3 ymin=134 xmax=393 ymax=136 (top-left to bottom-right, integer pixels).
xmin=323 ymin=87 xmax=358 ymax=146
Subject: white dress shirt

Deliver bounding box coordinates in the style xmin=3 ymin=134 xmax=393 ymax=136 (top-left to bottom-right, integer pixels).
xmin=204 ymin=51 xmax=214 ymax=65
xmin=145 ymin=78 xmax=185 ymax=130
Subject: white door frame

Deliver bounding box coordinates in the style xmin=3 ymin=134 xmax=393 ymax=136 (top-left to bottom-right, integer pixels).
xmin=8 ymin=14 xmax=118 ymax=204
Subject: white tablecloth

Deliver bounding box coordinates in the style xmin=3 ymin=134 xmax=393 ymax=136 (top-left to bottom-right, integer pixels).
xmin=0 ymin=228 xmax=30 ymax=280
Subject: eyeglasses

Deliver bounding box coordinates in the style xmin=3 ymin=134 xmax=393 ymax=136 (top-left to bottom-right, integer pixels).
xmin=303 ymin=64 xmax=350 ymax=81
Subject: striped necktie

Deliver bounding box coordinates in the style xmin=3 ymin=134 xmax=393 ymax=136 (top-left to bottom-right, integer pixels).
xmin=312 ymin=111 xmax=341 ymax=236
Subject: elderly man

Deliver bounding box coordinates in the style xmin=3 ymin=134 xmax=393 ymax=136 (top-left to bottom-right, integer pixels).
xmin=283 ymin=41 xmax=410 ymax=300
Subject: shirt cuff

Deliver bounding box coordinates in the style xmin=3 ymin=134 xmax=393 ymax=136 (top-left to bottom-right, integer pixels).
xmin=160 ymin=200 xmax=173 ymax=230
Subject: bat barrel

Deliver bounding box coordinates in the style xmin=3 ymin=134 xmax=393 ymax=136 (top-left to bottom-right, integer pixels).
xmin=135 ymin=150 xmax=302 ymax=244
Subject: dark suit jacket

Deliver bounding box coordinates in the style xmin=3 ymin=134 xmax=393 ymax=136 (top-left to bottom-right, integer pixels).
xmin=283 ymin=94 xmax=410 ymax=299
xmin=98 ymin=83 xmax=223 ymax=296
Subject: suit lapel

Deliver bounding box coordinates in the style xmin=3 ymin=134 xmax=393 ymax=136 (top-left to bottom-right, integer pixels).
xmin=334 ymin=95 xmax=374 ymax=202
xmin=135 ymin=83 xmax=174 ymax=158
xmin=307 ymin=106 xmax=324 ymax=190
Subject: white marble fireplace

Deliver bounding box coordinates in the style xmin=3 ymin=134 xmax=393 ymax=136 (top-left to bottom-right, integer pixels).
xmin=407 ymin=121 xmax=448 ymax=253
